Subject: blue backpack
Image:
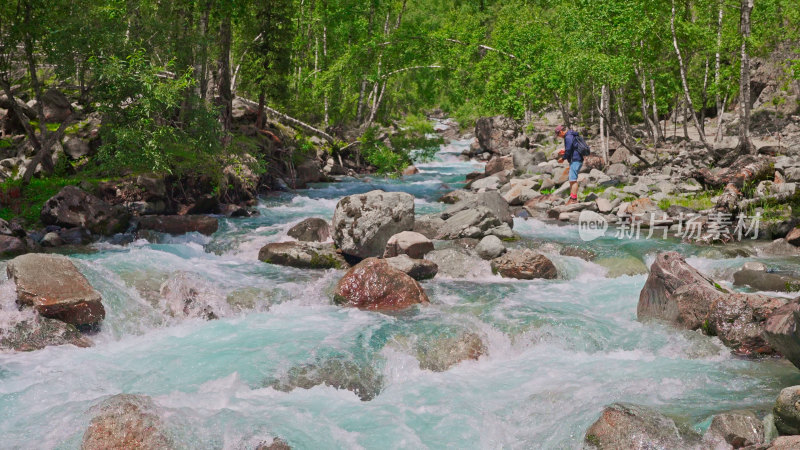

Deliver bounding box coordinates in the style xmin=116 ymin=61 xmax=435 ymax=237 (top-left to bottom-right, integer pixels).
xmin=573 ymin=133 xmax=591 ymax=157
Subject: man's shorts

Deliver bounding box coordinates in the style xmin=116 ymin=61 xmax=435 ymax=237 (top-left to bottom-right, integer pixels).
xmin=569 ymin=161 xmax=583 ymax=182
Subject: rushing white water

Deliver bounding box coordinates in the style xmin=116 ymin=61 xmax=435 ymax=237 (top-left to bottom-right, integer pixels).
xmin=1 ymin=131 xmax=799 ymax=449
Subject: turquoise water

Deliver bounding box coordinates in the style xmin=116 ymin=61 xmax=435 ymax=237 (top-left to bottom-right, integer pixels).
xmin=1 ymin=135 xmax=800 ymax=449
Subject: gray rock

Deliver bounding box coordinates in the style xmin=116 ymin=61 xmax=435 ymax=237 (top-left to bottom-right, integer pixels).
xmin=769 ymin=436 xmax=800 ymax=449
xmin=41 ymin=185 xmax=129 ymax=235
xmin=7 ymin=254 xmax=105 ymax=326
xmin=774 ymin=386 xmax=800 ymax=435
xmin=743 ymin=261 xmax=768 ymax=272
xmin=413 ymin=215 xmax=445 ymax=240
xmin=126 ymin=200 xmax=167 ymax=215
xmin=269 ymin=358 xmax=383 ymax=402
xmin=62 ymin=137 xmax=90 ymax=159
xmin=288 ymin=218 xmax=331 ymax=242
xmin=41 ymin=231 xmax=64 ymax=247
xmin=488 ymin=223 xmax=514 ymax=239
xmin=135 ymin=173 xmax=167 ymax=199
xmin=759 ymin=239 xmax=800 ymax=257
xmin=415 ymin=331 xmax=487 ymax=372
xmin=584 ymin=403 xmax=697 ymax=449
xmin=383 ymin=231 xmax=434 ymax=259
xmin=475 ymin=235 xmax=506 ymax=260
xmin=258 ymin=241 xmax=347 ymax=269
xmin=702 ymin=410 xmax=764 ymax=448
xmin=596 ymin=198 xmax=613 ymax=213
xmin=606 ymin=163 xmax=629 ymax=177
xmin=764 ymin=302 xmax=800 ymax=370
xmin=332 ymin=190 xmax=415 ymax=259
xmin=384 ymin=254 xmax=438 ymax=281
xmin=733 ymin=269 xmax=800 ymax=292
xmin=609 ymin=147 xmax=631 ymax=164
xmin=425 ymin=248 xmax=488 ymax=279
xmin=469 ymin=175 xmax=500 ymax=191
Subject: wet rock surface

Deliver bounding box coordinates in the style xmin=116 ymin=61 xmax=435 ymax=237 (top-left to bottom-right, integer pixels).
xmin=0 ymin=315 xmax=92 ymax=351
xmin=584 ymin=403 xmax=698 ymax=449
xmin=332 ymin=190 xmax=415 ymax=259
xmin=333 ymin=258 xmax=429 ymax=310
xmin=384 ymin=254 xmax=438 ymax=281
xmin=268 ymin=358 xmax=383 ymax=401
xmin=287 ymin=218 xmax=330 ymax=242
xmin=7 ymin=253 xmax=105 ymax=326
xmin=258 ymin=241 xmax=347 ymax=269
xmin=490 ymin=249 xmax=557 ymax=280
xmin=138 ymin=215 xmax=219 ymax=236
xmin=81 ymin=394 xmax=172 ymax=450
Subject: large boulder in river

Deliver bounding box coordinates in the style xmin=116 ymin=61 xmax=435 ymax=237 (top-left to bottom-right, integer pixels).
xmin=383 ymin=231 xmax=433 ymax=259
xmin=333 ymin=258 xmax=429 ymax=310
xmin=7 ymin=254 xmax=104 ymax=326
xmin=734 ymin=268 xmax=800 ymax=292
xmin=258 ymin=241 xmax=347 ymax=269
xmin=41 ymin=185 xmax=129 ymax=235
xmin=425 ymin=248 xmax=489 ymax=279
xmin=639 ymin=252 xmax=787 ymax=356
xmin=490 ymin=249 xmax=557 ymax=280
xmin=287 ymin=218 xmax=330 ymax=242
xmin=82 ymin=394 xmax=172 ymax=450
xmin=436 ymin=191 xmax=513 ymax=240
xmin=332 ymin=190 xmax=414 ymax=259
xmin=584 ymin=403 xmax=698 ymax=449
xmin=137 ymin=215 xmax=218 ymax=236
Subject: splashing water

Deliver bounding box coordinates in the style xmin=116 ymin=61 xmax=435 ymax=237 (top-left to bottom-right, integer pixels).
xmin=1 ymin=134 xmax=799 ymax=449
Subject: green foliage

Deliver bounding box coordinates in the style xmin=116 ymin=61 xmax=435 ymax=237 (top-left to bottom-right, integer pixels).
xmin=91 ymin=51 xmax=222 ymax=179
xmin=0 ymin=177 xmax=91 ymax=225
xmin=658 ymin=191 xmax=720 ymax=211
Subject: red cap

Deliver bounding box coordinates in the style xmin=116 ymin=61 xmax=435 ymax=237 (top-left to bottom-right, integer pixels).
xmin=554 ymin=125 xmax=565 ymax=135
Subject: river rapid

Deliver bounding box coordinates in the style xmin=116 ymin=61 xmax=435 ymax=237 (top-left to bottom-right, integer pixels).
xmin=1 ymin=130 xmax=800 ymax=449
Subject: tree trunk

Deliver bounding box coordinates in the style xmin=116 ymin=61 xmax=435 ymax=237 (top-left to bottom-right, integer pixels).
xmin=715 ymin=0 xmax=724 ymax=118
xmin=739 ymin=0 xmax=754 ymax=154
xmin=554 ymin=92 xmax=571 ymax=128
xmin=600 ymin=85 xmax=608 ymax=165
xmin=671 ymin=0 xmax=714 ymax=153
xmin=649 ymin=78 xmax=664 ymax=144
xmin=634 ymin=67 xmax=655 ymax=143
xmin=217 ymin=13 xmax=233 ymax=144
xmin=715 ymin=94 xmax=729 ymax=143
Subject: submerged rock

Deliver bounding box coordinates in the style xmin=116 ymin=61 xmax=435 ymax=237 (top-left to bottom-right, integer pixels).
xmin=384 ymin=255 xmax=438 ymax=281
xmin=415 ymin=331 xmax=487 ymax=372
xmin=584 ymin=403 xmax=698 ymax=449
xmin=383 ymin=231 xmax=434 ymax=259
xmin=332 ymin=190 xmax=415 ymax=259
xmin=159 ymin=272 xmax=227 ymax=320
xmin=138 ymin=215 xmax=219 ymax=236
xmin=255 ymin=438 xmax=292 ymax=450
xmin=269 ymin=358 xmax=383 ymax=401
xmin=258 ymin=241 xmax=347 ymax=269
xmin=0 ymin=315 xmax=92 ymax=352
xmin=41 ymin=185 xmax=129 ymax=235
xmin=490 ymin=250 xmax=557 ymax=280
xmin=702 ymin=410 xmax=765 ymax=448
xmin=7 ymin=254 xmax=105 ymax=326
xmin=82 ymin=394 xmax=172 ymax=450
xmin=334 ymin=258 xmax=429 ymax=310
xmin=734 ymin=269 xmax=800 ymax=292
xmin=287 ymin=218 xmax=330 ymax=242
xmin=595 ymin=256 xmax=648 ymax=278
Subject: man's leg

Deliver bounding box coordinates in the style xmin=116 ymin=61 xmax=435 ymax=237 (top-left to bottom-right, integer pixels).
xmin=570 ymin=181 xmax=579 ymax=198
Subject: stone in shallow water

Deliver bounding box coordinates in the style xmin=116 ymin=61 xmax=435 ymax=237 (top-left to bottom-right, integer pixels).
xmin=258 ymin=241 xmax=347 ymax=270
xmin=584 ymin=403 xmax=699 ymax=449
xmin=159 ymin=272 xmax=228 ymax=320
xmin=384 ymin=254 xmax=438 ymax=281
xmin=287 ymin=218 xmax=330 ymax=242
xmin=595 ymin=256 xmax=648 ymax=278
xmin=332 ymin=190 xmax=415 ymax=259
xmin=268 ymin=358 xmax=383 ymax=401
xmin=7 ymin=253 xmax=105 ymax=326
xmin=383 ymin=231 xmax=434 ymax=259
xmin=701 ymin=410 xmax=764 ymax=448
xmin=773 ymin=385 xmax=800 ymax=435
xmin=425 ymin=248 xmax=489 ymax=279
xmin=137 ymin=215 xmax=218 ymax=236
xmin=490 ymin=249 xmax=557 ymax=280
xmin=0 ymin=315 xmax=92 ymax=352
xmin=415 ymin=331 xmax=487 ymax=372
xmin=333 ymin=258 xmax=429 ymax=310
xmin=82 ymin=394 xmax=172 ymax=450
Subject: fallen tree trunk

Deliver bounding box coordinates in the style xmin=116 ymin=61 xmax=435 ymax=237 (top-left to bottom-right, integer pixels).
xmin=694 ymin=154 xmax=773 ymax=189
xmin=715 ymin=183 xmax=742 ymax=214
xmin=235 ymin=96 xmax=336 ymax=145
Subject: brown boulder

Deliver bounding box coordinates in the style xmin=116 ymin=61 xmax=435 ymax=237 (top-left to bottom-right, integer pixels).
xmin=584 ymin=403 xmax=696 ymax=449
xmin=490 ymin=249 xmax=557 ymax=280
xmin=553 ymin=166 xmax=569 ymax=185
xmin=582 ymin=155 xmax=605 ymax=171
xmin=708 ymin=293 xmax=787 ymax=356
xmin=7 ymin=254 xmax=105 ymax=326
xmin=138 ymin=215 xmax=218 ymax=236
xmin=485 ymin=155 xmax=513 ymax=176
xmin=0 ymin=315 xmax=92 ymax=352
xmin=287 ymin=218 xmax=330 ymax=242
xmin=764 ymin=301 xmax=800 ymax=370
xmin=786 ymin=226 xmax=800 ymax=246
xmin=333 ymin=258 xmax=429 ymax=310
xmin=0 ymin=235 xmax=26 ymax=256
xmin=81 ymin=394 xmax=172 ymax=450
xmin=41 ymin=185 xmax=129 ymax=235
xmin=402 ymin=165 xmax=419 ymax=176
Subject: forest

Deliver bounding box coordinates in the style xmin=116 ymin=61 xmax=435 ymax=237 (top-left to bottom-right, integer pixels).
xmin=1 ymin=0 xmax=798 ymax=189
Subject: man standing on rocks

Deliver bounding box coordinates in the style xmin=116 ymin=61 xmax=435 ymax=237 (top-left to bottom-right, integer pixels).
xmin=556 ymin=125 xmax=583 ymax=205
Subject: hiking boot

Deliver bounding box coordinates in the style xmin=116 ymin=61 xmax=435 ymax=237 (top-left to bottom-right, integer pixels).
xmin=566 ymin=197 xmax=577 ymax=205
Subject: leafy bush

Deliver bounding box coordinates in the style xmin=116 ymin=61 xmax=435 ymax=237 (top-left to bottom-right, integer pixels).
xmin=91 ymin=51 xmax=223 ymax=179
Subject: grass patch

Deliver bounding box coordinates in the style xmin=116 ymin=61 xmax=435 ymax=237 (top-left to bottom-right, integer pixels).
xmin=658 ymin=190 xmax=720 ymax=211
xmin=0 ymin=138 xmax=13 ymax=149
xmin=0 ymin=176 xmax=105 ymax=226
xmin=540 ymin=187 xmax=555 ymax=195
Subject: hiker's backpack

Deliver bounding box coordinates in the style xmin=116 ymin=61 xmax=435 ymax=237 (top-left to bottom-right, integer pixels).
xmin=573 ymin=133 xmax=591 ymax=157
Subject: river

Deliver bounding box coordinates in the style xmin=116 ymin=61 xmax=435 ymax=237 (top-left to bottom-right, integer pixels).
xmin=1 ymin=130 xmax=799 ymax=449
